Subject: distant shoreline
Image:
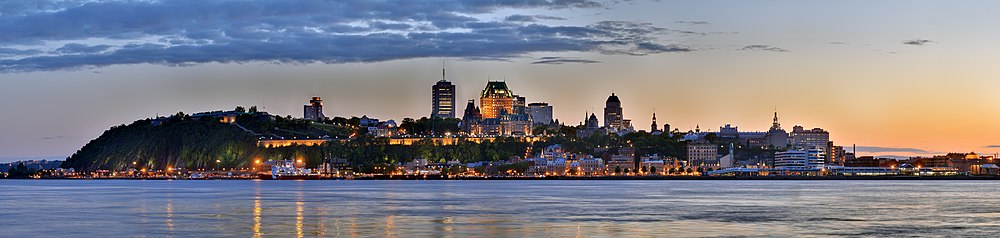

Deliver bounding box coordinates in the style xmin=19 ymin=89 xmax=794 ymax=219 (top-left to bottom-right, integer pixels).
xmin=11 ymin=175 xmax=1000 ymax=181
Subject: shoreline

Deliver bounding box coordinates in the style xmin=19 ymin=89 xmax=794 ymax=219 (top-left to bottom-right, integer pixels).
xmin=10 ymin=175 xmax=1000 ymax=180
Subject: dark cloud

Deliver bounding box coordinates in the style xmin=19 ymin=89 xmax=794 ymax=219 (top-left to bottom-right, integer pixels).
xmin=532 ymin=57 xmax=600 ymax=64
xmin=984 ymin=145 xmax=1000 ymax=148
xmin=902 ymin=38 xmax=932 ymax=46
xmin=56 ymin=43 xmax=112 ymax=54
xmin=0 ymin=47 xmax=42 ymax=56
xmin=0 ymin=0 xmax=698 ymax=72
xmin=740 ymin=44 xmax=788 ymax=52
xmin=675 ymin=21 xmax=709 ymax=25
xmin=505 ymin=14 xmax=567 ymax=22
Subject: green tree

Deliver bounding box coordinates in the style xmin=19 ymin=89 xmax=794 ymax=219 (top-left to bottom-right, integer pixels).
xmin=649 ymin=166 xmax=656 ymax=174
xmin=704 ymin=133 xmax=718 ymax=143
xmin=614 ymin=166 xmax=621 ymax=174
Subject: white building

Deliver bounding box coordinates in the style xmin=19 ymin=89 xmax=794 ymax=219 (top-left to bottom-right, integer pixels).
xmin=775 ymin=147 xmax=826 ymax=169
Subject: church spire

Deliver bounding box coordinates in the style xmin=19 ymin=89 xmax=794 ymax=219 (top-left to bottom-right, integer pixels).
xmin=771 ymin=111 xmax=781 ymax=130
xmin=651 ymin=112 xmax=658 ymax=132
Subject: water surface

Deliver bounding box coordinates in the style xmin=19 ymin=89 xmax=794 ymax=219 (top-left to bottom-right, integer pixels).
xmin=1 ymin=180 xmax=998 ymax=237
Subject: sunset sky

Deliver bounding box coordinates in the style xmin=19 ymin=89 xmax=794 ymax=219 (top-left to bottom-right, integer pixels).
xmin=2 ymin=0 xmax=1000 ymax=162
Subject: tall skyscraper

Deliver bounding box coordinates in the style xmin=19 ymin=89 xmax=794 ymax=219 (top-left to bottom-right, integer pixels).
xmin=526 ymin=102 xmax=553 ymax=126
xmin=303 ymin=96 xmax=325 ymax=121
xmin=480 ymin=81 xmax=516 ymax=119
xmin=431 ymin=67 xmax=456 ymax=118
xmin=604 ymin=93 xmax=623 ymax=130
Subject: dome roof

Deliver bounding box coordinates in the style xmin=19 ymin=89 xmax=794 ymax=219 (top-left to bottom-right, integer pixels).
xmin=606 ymin=93 xmax=620 ymax=103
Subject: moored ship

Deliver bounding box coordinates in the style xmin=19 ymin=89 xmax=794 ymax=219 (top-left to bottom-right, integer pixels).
xmin=258 ymin=160 xmax=321 ymax=180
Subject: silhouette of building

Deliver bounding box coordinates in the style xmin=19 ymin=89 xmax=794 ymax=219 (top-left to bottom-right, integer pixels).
xmin=651 ymin=113 xmax=658 ymax=132
xmin=765 ymin=112 xmax=789 ymax=149
xmin=604 ymin=93 xmax=623 ymax=130
xmin=303 ymin=97 xmax=325 ymax=121
xmin=576 ymin=113 xmax=601 ymax=138
xmin=431 ymin=68 xmax=456 ymax=118
xmin=461 ymin=100 xmax=482 ymax=134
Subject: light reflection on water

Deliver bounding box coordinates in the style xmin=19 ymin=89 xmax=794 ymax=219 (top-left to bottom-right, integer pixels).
xmin=2 ymin=180 xmax=1000 ymax=237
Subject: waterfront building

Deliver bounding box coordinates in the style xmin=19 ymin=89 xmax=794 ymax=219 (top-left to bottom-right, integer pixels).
xmin=640 ymin=156 xmax=666 ymax=174
xmin=790 ymin=125 xmax=831 ymax=163
xmin=605 ymin=147 xmax=636 ymax=174
xmin=831 ymin=145 xmax=847 ymax=166
xmin=577 ymin=156 xmax=606 ymax=176
xmin=604 ymin=93 xmax=624 ymax=130
xmin=303 ymin=96 xmax=325 ymax=121
xmin=431 ymin=76 xmax=456 ymax=118
xmin=687 ymin=143 xmax=719 ymax=167
xmin=526 ymin=102 xmax=553 ymax=126
xmin=774 ymin=147 xmax=825 ymax=169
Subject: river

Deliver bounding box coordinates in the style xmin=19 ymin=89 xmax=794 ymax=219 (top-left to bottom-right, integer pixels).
xmin=1 ymin=180 xmax=998 ymax=237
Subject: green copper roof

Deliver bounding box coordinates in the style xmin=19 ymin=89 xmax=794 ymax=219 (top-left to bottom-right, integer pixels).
xmin=481 ymin=81 xmax=513 ymax=98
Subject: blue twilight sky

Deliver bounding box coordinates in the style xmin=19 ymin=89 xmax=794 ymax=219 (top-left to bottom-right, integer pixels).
xmin=2 ymin=0 xmax=1000 ymax=162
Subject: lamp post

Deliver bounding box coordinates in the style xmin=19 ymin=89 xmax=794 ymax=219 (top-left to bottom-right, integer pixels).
xmin=216 ymin=159 xmax=221 ymax=171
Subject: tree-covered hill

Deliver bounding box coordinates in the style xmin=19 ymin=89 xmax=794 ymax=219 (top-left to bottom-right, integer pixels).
xmin=61 ymin=115 xmax=263 ymax=171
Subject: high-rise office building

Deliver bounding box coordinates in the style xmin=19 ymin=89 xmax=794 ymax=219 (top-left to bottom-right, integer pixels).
xmin=526 ymin=102 xmax=553 ymax=126
xmin=431 ymin=68 xmax=456 ymax=118
xmin=303 ymin=96 xmax=325 ymax=121
xmin=604 ymin=93 xmax=623 ymax=130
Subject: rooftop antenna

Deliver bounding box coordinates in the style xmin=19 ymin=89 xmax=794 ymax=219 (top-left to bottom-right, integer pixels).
xmin=442 ymin=59 xmax=446 ymax=81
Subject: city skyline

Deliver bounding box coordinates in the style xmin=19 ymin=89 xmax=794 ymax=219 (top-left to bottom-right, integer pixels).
xmin=3 ymin=0 xmax=1000 ymax=161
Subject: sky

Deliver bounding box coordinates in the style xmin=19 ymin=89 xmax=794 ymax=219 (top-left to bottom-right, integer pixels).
xmin=2 ymin=0 xmax=1000 ymax=162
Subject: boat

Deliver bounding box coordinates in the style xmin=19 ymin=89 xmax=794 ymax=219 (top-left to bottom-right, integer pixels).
xmin=258 ymin=160 xmax=322 ymax=180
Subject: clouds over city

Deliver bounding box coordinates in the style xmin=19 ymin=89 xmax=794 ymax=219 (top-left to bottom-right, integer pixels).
xmin=740 ymin=44 xmax=788 ymax=52
xmin=0 ymin=0 xmax=694 ymax=72
xmin=902 ymin=38 xmax=933 ymax=46
xmin=531 ymin=56 xmax=601 ymax=65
